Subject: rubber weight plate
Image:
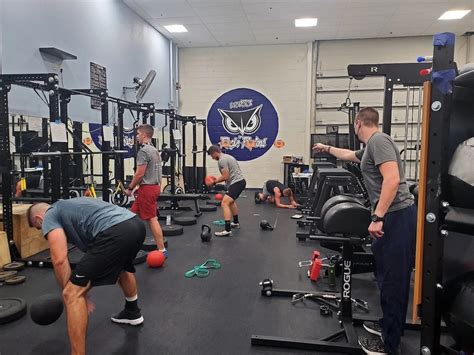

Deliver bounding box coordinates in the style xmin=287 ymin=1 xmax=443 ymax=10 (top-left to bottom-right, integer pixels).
xmin=162 ymin=225 xmax=184 ymax=236
xmin=0 ymin=270 xmax=18 ymax=282
xmin=206 ymin=200 xmax=221 ymax=206
xmin=141 ymin=237 xmax=168 ymax=251
xmin=199 ymin=204 xmax=217 ymax=212
xmin=0 ymin=298 xmax=27 ymax=324
xmin=5 ymin=275 xmax=26 ymax=285
xmin=132 ymin=250 xmax=148 ymax=265
xmin=172 ymin=216 xmax=197 ymax=226
xmin=2 ymin=262 xmax=25 ymax=271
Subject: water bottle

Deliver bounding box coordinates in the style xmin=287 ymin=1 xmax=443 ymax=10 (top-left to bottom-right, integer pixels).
xmin=166 ymin=215 xmax=171 ymax=226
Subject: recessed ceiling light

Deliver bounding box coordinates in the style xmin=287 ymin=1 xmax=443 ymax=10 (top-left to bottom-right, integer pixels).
xmin=164 ymin=24 xmax=188 ymax=33
xmin=295 ymin=18 xmax=318 ymax=27
xmin=439 ymin=10 xmax=471 ymax=20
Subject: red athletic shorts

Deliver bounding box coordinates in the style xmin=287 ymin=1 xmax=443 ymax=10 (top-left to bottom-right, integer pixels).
xmin=130 ymin=185 xmax=161 ymax=220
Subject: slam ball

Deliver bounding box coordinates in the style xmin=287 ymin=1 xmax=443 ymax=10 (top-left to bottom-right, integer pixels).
xmin=205 ymin=176 xmax=216 ymax=187
xmin=30 ymin=294 xmax=64 ymax=326
xmin=215 ymin=193 xmax=224 ymax=201
xmin=146 ymin=250 xmax=166 ymax=268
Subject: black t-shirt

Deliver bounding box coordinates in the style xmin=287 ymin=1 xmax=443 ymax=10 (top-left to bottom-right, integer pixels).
xmin=266 ymin=180 xmax=286 ymax=195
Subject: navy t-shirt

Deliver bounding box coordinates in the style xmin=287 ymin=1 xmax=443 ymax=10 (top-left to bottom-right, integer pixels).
xmin=42 ymin=198 xmax=135 ymax=252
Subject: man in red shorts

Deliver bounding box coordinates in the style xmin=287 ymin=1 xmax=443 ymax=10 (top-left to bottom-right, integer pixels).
xmin=126 ymin=124 xmax=167 ymax=256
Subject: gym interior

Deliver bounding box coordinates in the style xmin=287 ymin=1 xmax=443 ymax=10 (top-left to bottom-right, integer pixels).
xmin=0 ymin=1 xmax=473 ymax=355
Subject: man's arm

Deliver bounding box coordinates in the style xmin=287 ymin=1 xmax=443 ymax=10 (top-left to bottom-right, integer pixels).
xmin=128 ymin=164 xmax=146 ymax=190
xmin=47 ymin=228 xmax=71 ymax=289
xmin=288 ymin=191 xmax=299 ymax=207
xmin=313 ymin=143 xmax=360 ymax=163
xmin=374 ymin=161 xmax=400 ymax=217
xmin=214 ymin=169 xmax=230 ymax=184
xmin=274 ymin=189 xmax=294 ymax=208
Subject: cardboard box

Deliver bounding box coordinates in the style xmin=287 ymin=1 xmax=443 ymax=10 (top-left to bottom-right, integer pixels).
xmin=0 ymin=204 xmax=49 ymax=258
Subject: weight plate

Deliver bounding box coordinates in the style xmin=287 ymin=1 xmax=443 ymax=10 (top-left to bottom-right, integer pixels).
xmin=0 ymin=270 xmax=18 ymax=282
xmin=2 ymin=261 xmax=25 ymax=271
xmin=5 ymin=275 xmax=26 ymax=285
xmin=206 ymin=200 xmax=221 ymax=206
xmin=0 ymin=297 xmax=27 ymax=324
xmin=132 ymin=250 xmax=148 ymax=265
xmin=172 ymin=216 xmax=197 ymax=226
xmin=199 ymin=205 xmax=217 ymax=212
xmin=162 ymin=225 xmax=184 ymax=237
xmin=142 ymin=236 xmax=169 ymax=251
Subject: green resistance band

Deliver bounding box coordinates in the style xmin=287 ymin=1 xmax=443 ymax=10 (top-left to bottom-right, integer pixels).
xmin=185 ymin=259 xmax=221 ymax=278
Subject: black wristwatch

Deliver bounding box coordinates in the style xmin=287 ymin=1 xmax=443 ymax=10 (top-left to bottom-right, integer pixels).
xmin=371 ymin=214 xmax=384 ymax=222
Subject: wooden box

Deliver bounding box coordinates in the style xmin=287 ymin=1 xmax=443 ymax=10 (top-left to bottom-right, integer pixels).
xmin=0 ymin=231 xmax=11 ymax=266
xmin=0 ymin=204 xmax=50 ymax=258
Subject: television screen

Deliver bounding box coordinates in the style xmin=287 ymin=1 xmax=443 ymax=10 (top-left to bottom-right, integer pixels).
xmin=310 ymin=133 xmax=350 ymax=159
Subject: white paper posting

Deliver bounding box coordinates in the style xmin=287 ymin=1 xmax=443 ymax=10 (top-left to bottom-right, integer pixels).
xmin=173 ymin=129 xmax=182 ymax=141
xmin=102 ymin=125 xmax=114 ymax=143
xmin=50 ymin=122 xmax=67 ymax=143
xmin=28 ymin=117 xmax=43 ymax=133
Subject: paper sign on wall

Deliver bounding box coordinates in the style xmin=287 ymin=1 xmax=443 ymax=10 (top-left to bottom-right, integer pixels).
xmin=50 ymin=122 xmax=67 ymax=143
xmin=103 ymin=125 xmax=114 ymax=142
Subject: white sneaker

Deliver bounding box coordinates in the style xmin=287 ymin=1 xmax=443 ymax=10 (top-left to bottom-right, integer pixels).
xmin=230 ymin=222 xmax=240 ymax=229
xmin=215 ymin=230 xmax=232 ymax=237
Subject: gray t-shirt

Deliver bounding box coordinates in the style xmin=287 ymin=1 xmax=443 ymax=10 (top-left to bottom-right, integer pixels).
xmin=42 ymin=197 xmax=136 ymax=252
xmin=355 ymin=132 xmax=414 ymax=213
xmin=218 ymin=153 xmax=245 ymax=188
xmin=137 ymin=144 xmax=162 ymax=185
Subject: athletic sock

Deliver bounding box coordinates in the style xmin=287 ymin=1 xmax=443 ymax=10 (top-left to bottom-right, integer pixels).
xmin=125 ymin=295 xmax=139 ymax=312
xmin=225 ymin=220 xmax=231 ymax=232
xmin=233 ymin=215 xmax=239 ymax=224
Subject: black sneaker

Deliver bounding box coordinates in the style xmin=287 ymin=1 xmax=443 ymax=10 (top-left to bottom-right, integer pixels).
xmin=358 ymin=336 xmax=387 ymax=355
xmin=363 ymin=321 xmax=382 ymax=337
xmin=111 ymin=308 xmax=144 ymax=326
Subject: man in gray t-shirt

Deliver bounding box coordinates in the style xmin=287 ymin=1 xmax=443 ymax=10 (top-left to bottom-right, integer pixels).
xmin=126 ymin=124 xmax=166 ymax=255
xmin=313 ymin=107 xmax=416 ymax=355
xmin=27 ymin=198 xmax=146 ymax=354
xmin=207 ymin=145 xmax=246 ymax=236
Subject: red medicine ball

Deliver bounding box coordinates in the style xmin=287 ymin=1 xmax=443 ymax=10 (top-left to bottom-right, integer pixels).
xmin=146 ymin=250 xmax=165 ymax=268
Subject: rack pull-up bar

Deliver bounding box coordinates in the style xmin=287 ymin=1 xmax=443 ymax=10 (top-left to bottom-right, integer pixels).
xmin=30 ymin=150 xmax=128 ymax=157
xmin=347 ymin=62 xmax=431 ymax=135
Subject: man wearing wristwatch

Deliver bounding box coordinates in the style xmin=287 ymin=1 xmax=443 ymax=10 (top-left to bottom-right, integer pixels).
xmin=126 ymin=124 xmax=167 ymax=256
xmin=313 ymin=107 xmax=416 ymax=355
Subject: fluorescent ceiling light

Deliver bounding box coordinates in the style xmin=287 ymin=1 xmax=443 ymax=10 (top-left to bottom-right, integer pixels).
xmin=439 ymin=10 xmax=471 ymax=20
xmin=164 ymin=24 xmax=188 ymax=33
xmin=295 ymin=18 xmax=318 ymax=27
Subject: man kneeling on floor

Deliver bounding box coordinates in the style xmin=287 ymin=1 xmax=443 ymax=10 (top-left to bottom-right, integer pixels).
xmin=27 ymin=197 xmax=146 ymax=355
xmin=255 ymin=180 xmax=299 ymax=209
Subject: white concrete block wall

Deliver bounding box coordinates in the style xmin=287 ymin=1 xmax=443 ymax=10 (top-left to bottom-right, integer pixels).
xmin=179 ymin=44 xmax=312 ymax=188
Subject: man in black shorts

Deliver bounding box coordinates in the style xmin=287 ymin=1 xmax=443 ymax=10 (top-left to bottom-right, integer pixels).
xmin=27 ymin=197 xmax=146 ymax=355
xmin=255 ymin=180 xmax=299 ymax=208
xmin=207 ymin=145 xmax=246 ymax=236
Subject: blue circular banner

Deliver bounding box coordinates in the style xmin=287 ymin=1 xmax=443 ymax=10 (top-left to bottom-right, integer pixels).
xmin=207 ymin=88 xmax=279 ymax=161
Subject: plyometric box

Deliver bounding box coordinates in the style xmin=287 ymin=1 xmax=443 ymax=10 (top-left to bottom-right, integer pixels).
xmin=0 ymin=204 xmax=49 ymax=258
xmin=0 ymin=231 xmax=11 ymax=266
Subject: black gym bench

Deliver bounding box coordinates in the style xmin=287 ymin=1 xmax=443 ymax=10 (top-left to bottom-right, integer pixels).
xmin=158 ymin=193 xmax=210 ymax=217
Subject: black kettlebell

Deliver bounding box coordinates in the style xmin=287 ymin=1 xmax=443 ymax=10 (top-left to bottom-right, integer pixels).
xmin=201 ymin=224 xmax=212 ymax=242
xmin=260 ymin=220 xmax=274 ymax=231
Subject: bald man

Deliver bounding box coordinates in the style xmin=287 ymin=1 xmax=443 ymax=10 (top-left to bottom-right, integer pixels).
xmin=27 ymin=197 xmax=146 ymax=355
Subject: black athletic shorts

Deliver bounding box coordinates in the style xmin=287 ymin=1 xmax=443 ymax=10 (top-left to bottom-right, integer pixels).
xmin=226 ymin=179 xmax=246 ymax=201
xmin=70 ymin=216 xmax=146 ymax=287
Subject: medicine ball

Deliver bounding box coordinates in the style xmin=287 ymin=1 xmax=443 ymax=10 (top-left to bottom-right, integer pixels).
xmin=30 ymin=294 xmax=64 ymax=326
xmin=215 ymin=193 xmax=224 ymax=201
xmin=442 ymin=271 xmax=474 ymax=352
xmin=254 ymin=192 xmax=262 ymax=204
xmin=205 ymin=176 xmax=216 ymax=187
xmin=146 ymin=250 xmax=166 ymax=268
xmin=447 ymin=137 xmax=474 ymax=208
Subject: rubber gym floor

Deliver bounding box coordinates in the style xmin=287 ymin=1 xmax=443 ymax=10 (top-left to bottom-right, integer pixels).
xmin=0 ymin=191 xmax=423 ymax=355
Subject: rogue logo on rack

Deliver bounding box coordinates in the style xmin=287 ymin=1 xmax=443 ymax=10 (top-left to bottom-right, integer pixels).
xmin=207 ymin=88 xmax=279 ymax=161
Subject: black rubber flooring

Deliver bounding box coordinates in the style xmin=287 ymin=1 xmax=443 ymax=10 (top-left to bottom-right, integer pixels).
xmin=0 ymin=191 xmax=422 ymax=354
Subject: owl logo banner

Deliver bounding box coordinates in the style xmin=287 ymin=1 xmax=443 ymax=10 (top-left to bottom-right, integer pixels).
xmin=207 ymin=88 xmax=279 ymax=161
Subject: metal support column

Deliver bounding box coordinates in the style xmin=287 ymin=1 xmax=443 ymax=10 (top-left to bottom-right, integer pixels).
xmin=101 ymin=95 xmax=110 ymax=202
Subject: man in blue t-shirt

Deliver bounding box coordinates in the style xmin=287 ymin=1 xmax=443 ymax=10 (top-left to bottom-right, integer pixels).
xmin=27 ymin=197 xmax=146 ymax=355
xmin=313 ymin=107 xmax=416 ymax=355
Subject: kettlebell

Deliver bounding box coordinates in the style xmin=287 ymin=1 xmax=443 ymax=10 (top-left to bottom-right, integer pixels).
xmin=260 ymin=220 xmax=274 ymax=231
xmin=201 ymin=224 xmax=212 ymax=242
